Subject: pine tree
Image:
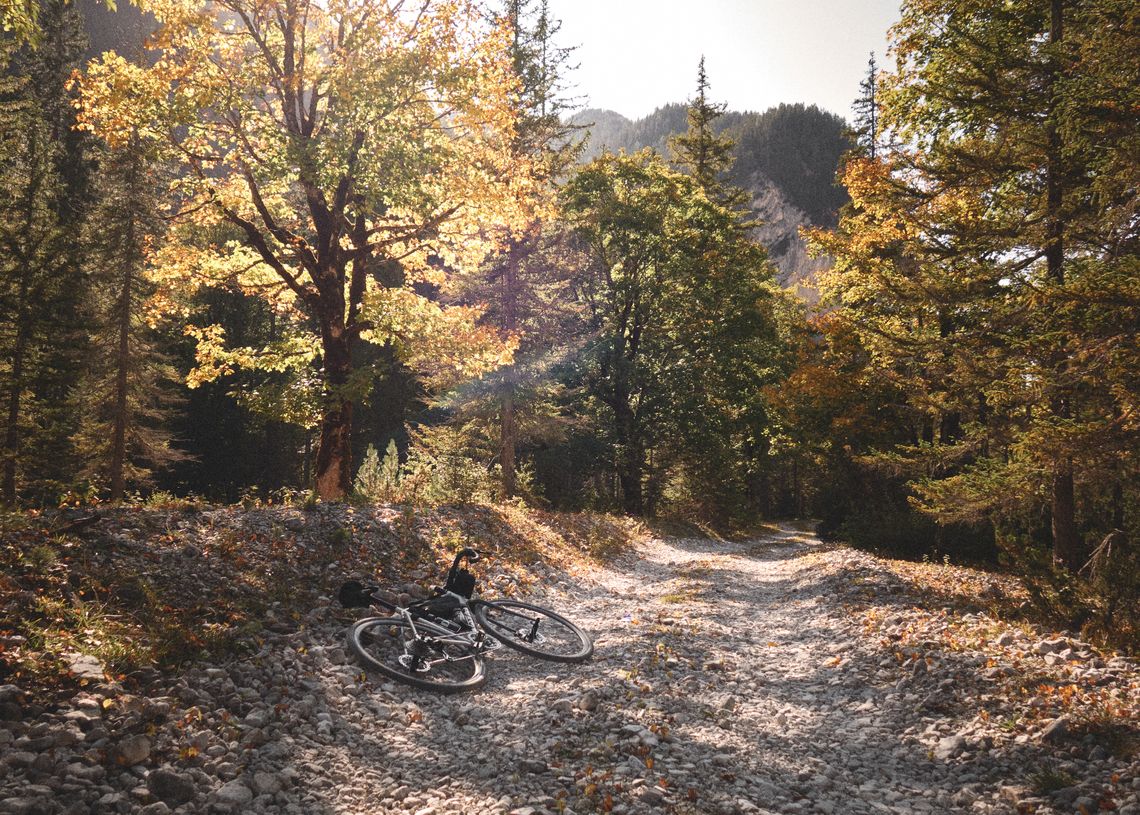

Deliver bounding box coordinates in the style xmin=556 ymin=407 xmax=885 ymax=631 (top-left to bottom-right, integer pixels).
xmin=813 ymin=0 xmax=1140 ymax=572
xmin=0 ymin=0 xmax=91 ymax=504
xmin=670 ymin=57 xmax=747 ymax=211
xmin=851 ymin=52 xmax=879 ymax=159
xmin=72 ymin=137 xmax=186 ymax=501
xmin=459 ymin=0 xmax=581 ymax=498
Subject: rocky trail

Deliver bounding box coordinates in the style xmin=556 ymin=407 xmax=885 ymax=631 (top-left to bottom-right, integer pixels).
xmin=2 ymin=521 xmax=1138 ymax=815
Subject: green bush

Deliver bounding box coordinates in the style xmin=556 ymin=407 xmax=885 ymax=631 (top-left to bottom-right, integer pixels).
xmin=353 ymin=440 xmax=401 ymax=504
xmin=354 ymin=425 xmax=502 ymax=507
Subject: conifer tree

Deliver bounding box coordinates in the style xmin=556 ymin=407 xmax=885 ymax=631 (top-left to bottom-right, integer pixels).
xmin=813 ymin=0 xmax=1139 ymax=571
xmin=670 ymin=58 xmax=747 ymax=211
xmin=851 ymin=52 xmax=879 ymax=159
xmin=72 ymin=137 xmax=186 ymax=501
xmin=0 ymin=0 xmax=91 ymax=504
xmin=459 ymin=0 xmax=580 ymax=498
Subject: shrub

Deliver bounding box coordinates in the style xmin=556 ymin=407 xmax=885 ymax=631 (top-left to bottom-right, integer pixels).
xmin=354 ymin=425 xmax=502 ymax=507
xmin=353 ymin=440 xmax=401 ymax=504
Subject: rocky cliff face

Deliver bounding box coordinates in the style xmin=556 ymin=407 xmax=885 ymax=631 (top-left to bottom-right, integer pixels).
xmin=744 ymin=174 xmax=830 ymax=302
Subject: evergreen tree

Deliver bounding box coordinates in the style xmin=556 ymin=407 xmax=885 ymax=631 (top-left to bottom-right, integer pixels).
xmin=851 ymin=52 xmax=880 ymax=159
xmin=72 ymin=137 xmax=186 ymax=501
xmin=670 ymin=57 xmax=747 ymax=211
xmin=812 ymin=0 xmax=1140 ymax=572
xmin=0 ymin=0 xmax=91 ymax=504
xmin=457 ymin=0 xmax=580 ymax=498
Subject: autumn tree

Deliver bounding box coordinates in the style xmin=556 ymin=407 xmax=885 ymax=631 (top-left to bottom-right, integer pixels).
xmin=78 ymin=0 xmax=529 ymax=500
xmin=445 ymin=0 xmax=581 ymax=498
xmin=813 ymin=0 xmax=1139 ymax=570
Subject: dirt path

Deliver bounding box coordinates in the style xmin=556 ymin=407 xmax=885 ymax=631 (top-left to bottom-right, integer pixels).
xmin=2 ymin=524 xmax=1137 ymax=815
xmin=297 ymin=526 xmax=1137 ymax=815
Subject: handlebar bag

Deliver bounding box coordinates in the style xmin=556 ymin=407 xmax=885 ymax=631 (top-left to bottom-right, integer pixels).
xmin=445 ymin=568 xmax=476 ymax=598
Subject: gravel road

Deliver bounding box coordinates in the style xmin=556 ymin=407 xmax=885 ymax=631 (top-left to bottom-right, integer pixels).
xmin=1 ymin=524 xmax=1137 ymax=815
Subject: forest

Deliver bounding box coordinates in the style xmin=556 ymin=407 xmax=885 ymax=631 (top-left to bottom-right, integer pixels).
xmin=0 ymin=0 xmax=1137 ymax=648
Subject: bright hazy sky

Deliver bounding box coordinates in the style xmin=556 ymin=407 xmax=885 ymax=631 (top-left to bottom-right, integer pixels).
xmin=549 ymin=0 xmax=903 ymax=121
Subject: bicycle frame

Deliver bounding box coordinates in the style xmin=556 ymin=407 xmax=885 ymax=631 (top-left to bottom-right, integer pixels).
xmin=370 ymin=589 xmax=498 ymax=665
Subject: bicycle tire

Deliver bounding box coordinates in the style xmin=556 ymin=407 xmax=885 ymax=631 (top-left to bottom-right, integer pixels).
xmin=347 ymin=616 xmax=486 ymax=693
xmin=474 ymin=600 xmax=593 ymax=663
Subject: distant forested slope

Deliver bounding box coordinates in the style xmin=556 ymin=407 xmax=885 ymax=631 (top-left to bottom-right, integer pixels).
xmin=78 ymin=0 xmax=155 ymax=61
xmin=571 ymin=103 xmax=851 ymax=297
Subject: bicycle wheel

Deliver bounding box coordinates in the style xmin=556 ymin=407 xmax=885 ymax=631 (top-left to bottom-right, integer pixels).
xmin=347 ymin=616 xmax=486 ymax=693
xmin=474 ymin=600 xmax=593 ymax=663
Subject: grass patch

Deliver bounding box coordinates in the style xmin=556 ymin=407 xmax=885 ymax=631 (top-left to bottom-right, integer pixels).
xmin=1029 ymin=766 xmax=1076 ymax=795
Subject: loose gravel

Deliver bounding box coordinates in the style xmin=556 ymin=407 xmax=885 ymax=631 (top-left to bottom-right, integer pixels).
xmin=1 ymin=524 xmax=1137 ymax=815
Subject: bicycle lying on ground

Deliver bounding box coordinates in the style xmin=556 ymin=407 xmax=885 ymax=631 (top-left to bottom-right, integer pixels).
xmin=338 ymin=547 xmax=593 ymax=693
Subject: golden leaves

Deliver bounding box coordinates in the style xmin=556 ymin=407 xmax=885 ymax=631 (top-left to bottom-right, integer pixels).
xmin=360 ymin=285 xmax=516 ymax=388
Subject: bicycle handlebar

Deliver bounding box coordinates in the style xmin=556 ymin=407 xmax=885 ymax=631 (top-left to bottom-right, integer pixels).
xmin=449 ymin=547 xmax=480 ymax=573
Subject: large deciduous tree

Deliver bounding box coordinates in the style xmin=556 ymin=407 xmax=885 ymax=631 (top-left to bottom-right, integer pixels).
xmin=78 ymin=0 xmax=529 ymax=500
xmin=562 ymin=147 xmax=776 ymax=518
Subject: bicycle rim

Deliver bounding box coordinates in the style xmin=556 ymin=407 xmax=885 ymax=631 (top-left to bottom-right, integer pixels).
xmin=347 ymin=616 xmax=486 ymax=693
xmin=475 ymin=600 xmax=593 ymax=663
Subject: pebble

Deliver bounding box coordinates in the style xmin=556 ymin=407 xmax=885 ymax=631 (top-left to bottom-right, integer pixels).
xmin=146 ymin=768 xmax=196 ymax=805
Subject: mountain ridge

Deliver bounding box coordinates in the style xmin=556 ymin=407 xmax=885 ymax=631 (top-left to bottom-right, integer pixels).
xmin=570 ymin=103 xmax=851 ymax=298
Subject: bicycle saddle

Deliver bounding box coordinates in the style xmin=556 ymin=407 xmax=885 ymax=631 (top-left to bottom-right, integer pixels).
xmin=337 ymin=580 xmax=378 ymax=608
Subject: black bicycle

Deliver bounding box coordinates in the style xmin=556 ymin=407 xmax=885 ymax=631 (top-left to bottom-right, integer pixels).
xmin=339 ymin=547 xmax=593 ymax=693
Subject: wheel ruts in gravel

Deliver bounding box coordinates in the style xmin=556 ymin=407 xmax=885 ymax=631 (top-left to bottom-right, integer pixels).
xmin=347 ymin=616 xmax=486 ymax=693
xmin=474 ymin=600 xmax=593 ymax=662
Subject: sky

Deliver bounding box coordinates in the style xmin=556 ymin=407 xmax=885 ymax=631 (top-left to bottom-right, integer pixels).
xmin=549 ymin=0 xmax=903 ymax=122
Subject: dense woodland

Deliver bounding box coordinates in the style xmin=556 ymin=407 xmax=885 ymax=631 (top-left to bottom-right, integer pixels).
xmin=0 ymin=0 xmax=1137 ymax=641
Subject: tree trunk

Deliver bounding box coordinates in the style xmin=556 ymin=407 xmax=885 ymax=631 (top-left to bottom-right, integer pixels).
xmin=2 ymin=277 xmax=31 ymax=505
xmin=109 ymin=196 xmax=136 ymax=503
xmin=109 ymin=270 xmax=131 ymax=502
xmin=1052 ymin=469 xmax=1081 ymax=571
xmin=614 ymin=401 xmax=643 ymax=515
xmin=313 ymin=328 xmax=354 ymax=501
xmin=498 ymin=236 xmax=521 ymax=497
xmin=1046 ymin=0 xmax=1081 ymax=570
xmin=501 ymin=390 xmax=517 ymax=497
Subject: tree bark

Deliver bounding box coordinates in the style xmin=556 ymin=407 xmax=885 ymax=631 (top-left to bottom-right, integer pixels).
xmin=109 ymin=179 xmax=137 ymax=503
xmin=2 ymin=272 xmax=31 ymax=505
xmin=501 ymin=390 xmax=517 ymax=497
xmin=109 ymin=264 xmax=132 ymax=502
xmin=499 ymin=237 xmax=521 ymax=497
xmin=313 ymin=325 xmax=354 ymax=501
xmin=1045 ymin=0 xmax=1081 ymax=571
xmin=2 ymin=315 xmax=29 ymax=505
xmin=614 ymin=400 xmax=643 ymax=515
